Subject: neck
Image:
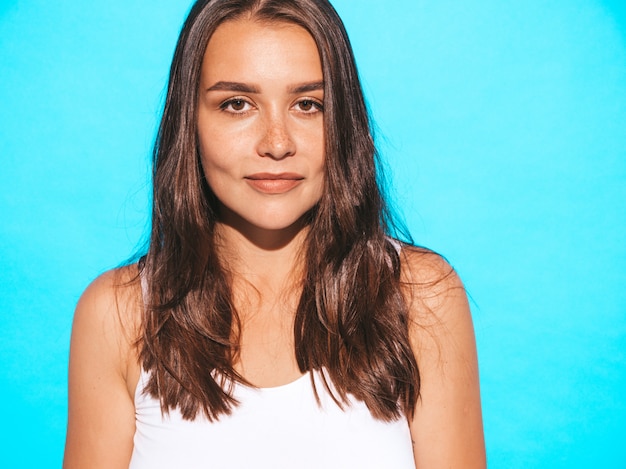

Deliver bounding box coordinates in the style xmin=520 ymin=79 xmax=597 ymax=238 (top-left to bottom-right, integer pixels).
xmin=214 ymin=220 xmax=308 ymax=297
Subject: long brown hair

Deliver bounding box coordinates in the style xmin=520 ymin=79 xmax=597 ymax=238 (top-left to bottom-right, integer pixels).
xmin=139 ymin=0 xmax=420 ymax=422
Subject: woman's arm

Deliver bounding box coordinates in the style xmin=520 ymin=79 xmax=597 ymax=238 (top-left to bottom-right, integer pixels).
xmin=403 ymin=249 xmax=486 ymax=469
xmin=63 ymin=269 xmax=139 ymax=469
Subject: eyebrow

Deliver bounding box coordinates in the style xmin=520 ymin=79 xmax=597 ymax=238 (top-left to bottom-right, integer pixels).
xmin=289 ymin=81 xmax=324 ymax=94
xmin=205 ymin=80 xmax=324 ymax=94
xmin=206 ymin=81 xmax=260 ymax=93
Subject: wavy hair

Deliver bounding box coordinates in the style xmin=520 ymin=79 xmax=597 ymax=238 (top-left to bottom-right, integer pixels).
xmin=139 ymin=0 xmax=420 ymax=422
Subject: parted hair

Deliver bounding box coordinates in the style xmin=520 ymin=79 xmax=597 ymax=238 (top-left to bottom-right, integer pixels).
xmin=139 ymin=0 xmax=420 ymax=422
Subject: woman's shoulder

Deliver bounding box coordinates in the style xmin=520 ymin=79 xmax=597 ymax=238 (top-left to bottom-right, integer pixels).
xmin=396 ymin=243 xmax=468 ymax=326
xmin=397 ymin=244 xmax=460 ymax=289
xmin=396 ymin=246 xmax=486 ymax=467
xmin=65 ymin=264 xmax=142 ymax=467
xmin=77 ymin=263 xmax=143 ymax=314
xmin=73 ymin=264 xmax=143 ymax=358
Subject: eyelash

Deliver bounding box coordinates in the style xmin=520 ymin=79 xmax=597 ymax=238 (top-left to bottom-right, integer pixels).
xmin=219 ymin=98 xmax=252 ymax=114
xmin=218 ymin=97 xmax=324 ymax=115
xmin=295 ymin=99 xmax=324 ymax=113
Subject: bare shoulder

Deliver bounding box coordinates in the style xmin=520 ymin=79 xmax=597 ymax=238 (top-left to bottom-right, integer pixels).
xmin=399 ymin=245 xmax=486 ymax=468
xmin=398 ymin=245 xmax=467 ymax=323
xmin=71 ymin=263 xmax=144 ymax=399
xmin=64 ymin=264 xmax=142 ymax=469
xmin=398 ymin=244 xmax=474 ymax=368
xmin=398 ymin=245 xmax=456 ymax=281
xmin=74 ymin=264 xmax=143 ymax=346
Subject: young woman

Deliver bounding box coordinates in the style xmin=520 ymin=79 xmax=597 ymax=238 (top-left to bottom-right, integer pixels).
xmin=63 ymin=0 xmax=485 ymax=467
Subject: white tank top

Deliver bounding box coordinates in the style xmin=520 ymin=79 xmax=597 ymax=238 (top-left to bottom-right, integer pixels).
xmin=129 ymin=368 xmax=416 ymax=468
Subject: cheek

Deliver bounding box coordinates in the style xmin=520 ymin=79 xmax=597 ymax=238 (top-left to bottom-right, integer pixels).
xmin=198 ymin=146 xmax=230 ymax=199
xmin=199 ymin=152 xmax=234 ymax=195
xmin=300 ymin=126 xmax=325 ymax=170
xmin=197 ymin=130 xmax=237 ymax=177
xmin=310 ymin=138 xmax=325 ymax=192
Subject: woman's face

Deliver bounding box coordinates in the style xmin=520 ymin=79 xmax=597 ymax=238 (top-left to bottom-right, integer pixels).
xmin=197 ymin=18 xmax=325 ymax=236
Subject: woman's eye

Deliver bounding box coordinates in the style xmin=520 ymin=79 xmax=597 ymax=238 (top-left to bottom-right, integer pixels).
xmin=296 ymin=99 xmax=322 ymax=113
xmin=221 ymin=99 xmax=251 ymax=113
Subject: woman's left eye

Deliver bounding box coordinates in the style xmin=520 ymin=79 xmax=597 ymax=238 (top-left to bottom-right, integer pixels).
xmin=295 ymin=99 xmax=323 ymax=113
xmin=220 ymin=98 xmax=253 ymax=113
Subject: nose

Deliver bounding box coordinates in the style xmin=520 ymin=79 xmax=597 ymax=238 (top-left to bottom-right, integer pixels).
xmin=256 ymin=113 xmax=296 ymax=160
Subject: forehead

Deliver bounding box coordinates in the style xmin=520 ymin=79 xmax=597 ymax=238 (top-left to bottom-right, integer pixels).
xmin=200 ymin=18 xmax=323 ymax=84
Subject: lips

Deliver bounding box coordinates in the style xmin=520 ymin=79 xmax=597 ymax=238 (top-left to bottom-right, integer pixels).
xmin=244 ymin=173 xmax=304 ymax=194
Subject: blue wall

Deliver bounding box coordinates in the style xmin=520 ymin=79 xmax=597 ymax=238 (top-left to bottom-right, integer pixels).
xmin=1 ymin=1 xmax=624 ymax=466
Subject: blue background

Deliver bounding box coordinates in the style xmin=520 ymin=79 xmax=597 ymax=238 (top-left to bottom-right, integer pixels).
xmin=1 ymin=0 xmax=624 ymax=466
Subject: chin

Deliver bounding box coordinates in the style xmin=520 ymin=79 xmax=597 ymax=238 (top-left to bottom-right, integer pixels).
xmin=217 ymin=207 xmax=311 ymax=235
xmin=246 ymin=214 xmax=311 ymax=233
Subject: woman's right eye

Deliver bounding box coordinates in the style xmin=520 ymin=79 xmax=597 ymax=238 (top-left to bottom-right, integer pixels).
xmin=220 ymin=98 xmax=252 ymax=113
